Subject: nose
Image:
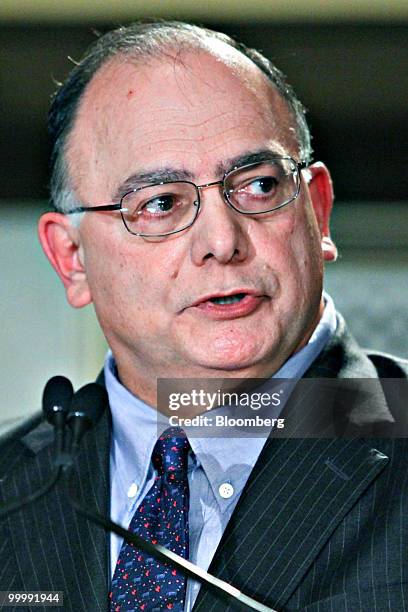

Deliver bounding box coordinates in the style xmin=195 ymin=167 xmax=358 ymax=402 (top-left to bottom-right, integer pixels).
xmin=189 ymin=182 xmax=250 ymax=266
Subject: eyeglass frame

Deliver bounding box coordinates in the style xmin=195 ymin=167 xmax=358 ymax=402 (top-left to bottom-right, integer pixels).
xmin=65 ymin=156 xmax=308 ymax=238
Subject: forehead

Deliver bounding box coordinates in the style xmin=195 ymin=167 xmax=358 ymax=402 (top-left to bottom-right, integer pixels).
xmin=66 ymin=48 xmax=298 ymax=201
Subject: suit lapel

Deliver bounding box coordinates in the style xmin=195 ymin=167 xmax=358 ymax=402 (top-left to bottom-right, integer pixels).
xmin=0 ymin=403 xmax=111 ymax=612
xmin=194 ymin=316 xmax=392 ymax=610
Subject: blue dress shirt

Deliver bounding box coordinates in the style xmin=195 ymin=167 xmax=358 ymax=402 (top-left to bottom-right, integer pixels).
xmin=106 ymin=294 xmax=337 ymax=610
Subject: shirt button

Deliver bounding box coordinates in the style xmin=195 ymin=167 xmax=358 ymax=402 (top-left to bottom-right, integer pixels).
xmin=218 ymin=483 xmax=234 ymax=499
xmin=127 ymin=482 xmax=139 ymax=498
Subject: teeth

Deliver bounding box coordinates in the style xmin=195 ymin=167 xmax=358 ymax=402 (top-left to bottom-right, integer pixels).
xmin=211 ymin=293 xmax=246 ymax=305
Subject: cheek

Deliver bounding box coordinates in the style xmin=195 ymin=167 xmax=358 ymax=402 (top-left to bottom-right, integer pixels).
xmin=255 ymin=205 xmax=322 ymax=294
xmin=83 ymin=228 xmax=183 ymax=318
xmin=288 ymin=209 xmax=324 ymax=303
xmin=253 ymin=211 xmax=299 ymax=274
xmin=79 ymin=223 xmax=141 ymax=307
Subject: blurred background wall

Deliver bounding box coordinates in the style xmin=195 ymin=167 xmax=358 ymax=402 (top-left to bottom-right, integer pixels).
xmin=1 ymin=0 xmax=407 ymax=426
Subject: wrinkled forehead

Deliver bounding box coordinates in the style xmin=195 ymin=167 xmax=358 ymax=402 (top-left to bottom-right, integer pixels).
xmin=65 ymin=46 xmax=299 ymax=200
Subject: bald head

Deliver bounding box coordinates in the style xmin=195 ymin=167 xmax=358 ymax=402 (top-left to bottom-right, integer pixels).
xmin=48 ymin=21 xmax=311 ymax=213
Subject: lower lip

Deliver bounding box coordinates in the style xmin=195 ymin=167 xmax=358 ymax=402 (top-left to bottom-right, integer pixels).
xmin=193 ymin=294 xmax=265 ymax=320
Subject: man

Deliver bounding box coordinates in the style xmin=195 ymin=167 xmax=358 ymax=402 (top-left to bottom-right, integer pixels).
xmin=0 ymin=21 xmax=407 ymax=612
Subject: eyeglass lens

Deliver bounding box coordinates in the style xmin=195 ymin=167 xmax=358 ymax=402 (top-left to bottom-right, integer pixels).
xmin=121 ymin=158 xmax=299 ymax=236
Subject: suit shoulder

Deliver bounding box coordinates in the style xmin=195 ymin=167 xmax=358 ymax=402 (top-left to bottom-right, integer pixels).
xmin=0 ymin=411 xmax=44 ymax=444
xmin=366 ymin=350 xmax=408 ymax=378
xmin=0 ymin=411 xmax=44 ymax=448
xmin=0 ymin=412 xmax=52 ymax=478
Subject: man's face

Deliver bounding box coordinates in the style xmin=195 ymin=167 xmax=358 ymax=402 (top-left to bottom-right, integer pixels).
xmin=40 ymin=49 xmax=335 ymax=404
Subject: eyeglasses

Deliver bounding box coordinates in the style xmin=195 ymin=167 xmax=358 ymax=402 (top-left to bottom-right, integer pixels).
xmin=66 ymin=156 xmax=307 ymax=237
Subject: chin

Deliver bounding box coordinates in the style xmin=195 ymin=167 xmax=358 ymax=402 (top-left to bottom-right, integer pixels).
xmin=185 ymin=336 xmax=274 ymax=376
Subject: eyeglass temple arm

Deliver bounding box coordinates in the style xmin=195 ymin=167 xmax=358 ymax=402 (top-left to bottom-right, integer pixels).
xmin=64 ymin=203 xmax=127 ymax=214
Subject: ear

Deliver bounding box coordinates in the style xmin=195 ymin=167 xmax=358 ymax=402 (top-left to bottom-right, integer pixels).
xmin=38 ymin=212 xmax=92 ymax=308
xmin=307 ymin=162 xmax=338 ymax=262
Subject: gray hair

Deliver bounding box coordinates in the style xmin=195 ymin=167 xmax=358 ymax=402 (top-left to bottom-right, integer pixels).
xmin=48 ymin=20 xmax=312 ymax=213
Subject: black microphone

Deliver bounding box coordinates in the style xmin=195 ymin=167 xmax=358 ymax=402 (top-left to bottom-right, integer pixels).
xmin=42 ymin=375 xmax=73 ymax=464
xmin=0 ymin=380 xmax=107 ymax=520
xmin=42 ymin=375 xmax=74 ymax=422
xmin=66 ymin=383 xmax=107 ymax=459
xmin=0 ymin=376 xmax=74 ymax=519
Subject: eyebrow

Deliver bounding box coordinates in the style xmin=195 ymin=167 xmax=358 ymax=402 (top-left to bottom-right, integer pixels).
xmin=113 ymin=168 xmax=195 ymax=200
xmin=113 ymin=148 xmax=289 ymax=200
xmin=217 ymin=148 xmax=289 ymax=175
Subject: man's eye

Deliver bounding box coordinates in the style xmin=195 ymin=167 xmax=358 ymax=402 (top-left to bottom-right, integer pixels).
xmin=245 ymin=176 xmax=278 ymax=196
xmin=142 ymin=194 xmax=175 ymax=215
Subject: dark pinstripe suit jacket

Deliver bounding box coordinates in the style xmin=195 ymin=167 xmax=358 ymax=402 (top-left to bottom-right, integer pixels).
xmin=1 ymin=316 xmax=408 ymax=612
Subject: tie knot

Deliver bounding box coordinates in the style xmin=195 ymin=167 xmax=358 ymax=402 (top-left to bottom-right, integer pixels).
xmin=153 ymin=427 xmax=190 ymax=475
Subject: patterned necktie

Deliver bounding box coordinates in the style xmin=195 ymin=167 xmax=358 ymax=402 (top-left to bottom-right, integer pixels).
xmin=110 ymin=427 xmax=190 ymax=611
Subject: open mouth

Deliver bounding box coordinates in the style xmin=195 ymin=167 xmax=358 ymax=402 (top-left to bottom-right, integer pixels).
xmin=191 ymin=291 xmax=265 ymax=320
xmin=209 ymin=293 xmax=247 ymax=305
